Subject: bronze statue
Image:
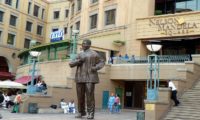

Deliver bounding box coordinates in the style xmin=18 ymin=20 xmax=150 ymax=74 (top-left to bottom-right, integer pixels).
xmin=69 ymin=39 xmax=105 ymax=119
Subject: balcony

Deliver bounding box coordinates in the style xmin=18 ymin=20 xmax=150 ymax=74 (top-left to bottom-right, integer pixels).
xmin=110 ymin=54 xmax=194 ymax=81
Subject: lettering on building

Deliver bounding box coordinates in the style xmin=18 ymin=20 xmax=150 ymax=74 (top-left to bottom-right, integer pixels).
xmin=149 ymin=17 xmax=198 ymax=36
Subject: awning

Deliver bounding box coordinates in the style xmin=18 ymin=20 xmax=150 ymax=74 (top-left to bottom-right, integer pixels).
xmin=0 ymin=80 xmax=26 ymax=89
xmin=15 ymin=75 xmax=40 ymax=84
xmin=0 ymin=72 xmax=15 ymax=80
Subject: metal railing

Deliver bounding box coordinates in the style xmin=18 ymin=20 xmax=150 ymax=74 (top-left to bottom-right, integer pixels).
xmin=112 ymin=55 xmax=191 ymax=64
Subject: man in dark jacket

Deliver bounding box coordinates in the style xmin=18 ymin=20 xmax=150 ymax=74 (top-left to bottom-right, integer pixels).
xmin=69 ymin=39 xmax=105 ymax=119
xmin=0 ymin=91 xmax=4 ymax=119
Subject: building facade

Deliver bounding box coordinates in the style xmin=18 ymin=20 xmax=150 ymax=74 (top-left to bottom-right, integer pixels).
xmin=2 ymin=0 xmax=200 ymax=115
xmin=0 ymin=0 xmax=70 ymax=80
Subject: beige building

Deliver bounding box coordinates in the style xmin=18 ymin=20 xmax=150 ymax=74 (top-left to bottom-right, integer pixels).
xmin=2 ymin=0 xmax=200 ymax=119
xmin=0 ymin=0 xmax=70 ymax=79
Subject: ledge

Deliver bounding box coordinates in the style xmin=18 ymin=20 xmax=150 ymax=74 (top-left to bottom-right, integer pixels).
xmin=25 ymin=94 xmax=52 ymax=98
xmin=191 ymin=54 xmax=200 ymax=58
xmin=159 ymin=87 xmax=171 ymax=91
xmin=144 ymin=100 xmax=169 ymax=105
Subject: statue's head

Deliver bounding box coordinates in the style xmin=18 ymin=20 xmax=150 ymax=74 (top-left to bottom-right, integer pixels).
xmin=82 ymin=39 xmax=91 ymax=51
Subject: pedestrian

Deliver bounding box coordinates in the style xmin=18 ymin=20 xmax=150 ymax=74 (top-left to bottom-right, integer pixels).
xmin=130 ymin=55 xmax=135 ymax=63
xmin=108 ymin=93 xmax=115 ymax=113
xmin=114 ymin=94 xmax=120 ymax=113
xmin=0 ymin=91 xmax=4 ymax=119
xmin=12 ymin=91 xmax=22 ymax=113
xmin=168 ymin=80 xmax=180 ymax=106
xmin=69 ymin=39 xmax=105 ymax=119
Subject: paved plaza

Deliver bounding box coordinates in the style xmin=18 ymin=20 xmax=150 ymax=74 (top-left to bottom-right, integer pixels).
xmin=0 ymin=109 xmax=137 ymax=120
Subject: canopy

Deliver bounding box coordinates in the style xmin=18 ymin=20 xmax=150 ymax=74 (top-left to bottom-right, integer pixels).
xmin=15 ymin=76 xmax=32 ymax=84
xmin=0 ymin=80 xmax=26 ymax=89
xmin=15 ymin=75 xmax=40 ymax=84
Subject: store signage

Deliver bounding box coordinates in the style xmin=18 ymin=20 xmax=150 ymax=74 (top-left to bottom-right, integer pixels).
xmin=50 ymin=30 xmax=64 ymax=42
xmin=149 ymin=17 xmax=198 ymax=36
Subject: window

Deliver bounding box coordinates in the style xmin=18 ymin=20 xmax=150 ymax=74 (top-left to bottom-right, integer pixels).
xmin=28 ymin=2 xmax=32 ymax=14
xmin=65 ymin=9 xmax=69 ymax=18
xmin=90 ymin=14 xmax=97 ymax=29
xmin=52 ymin=28 xmax=59 ymax=32
xmin=26 ymin=21 xmax=32 ymax=32
xmin=41 ymin=8 xmax=45 ymax=19
xmin=77 ymin=0 xmax=82 ymax=11
xmin=5 ymin=0 xmax=12 ymax=6
xmin=24 ymin=38 xmax=31 ymax=48
xmin=0 ymin=11 xmax=4 ymax=22
xmin=64 ymin=27 xmax=68 ymax=34
xmin=91 ymin=0 xmax=98 ymax=4
xmin=76 ymin=21 xmax=80 ymax=30
xmin=7 ymin=33 xmax=15 ymax=45
xmin=71 ymin=4 xmax=74 ymax=16
xmin=10 ymin=15 xmax=17 ymax=26
xmin=53 ymin=11 xmax=60 ymax=19
xmin=16 ymin=0 xmax=19 ymax=9
xmin=33 ymin=5 xmax=40 ymax=17
xmin=37 ymin=25 xmax=43 ymax=35
xmin=105 ymin=9 xmax=116 ymax=25
xmin=155 ymin=0 xmax=200 ymax=15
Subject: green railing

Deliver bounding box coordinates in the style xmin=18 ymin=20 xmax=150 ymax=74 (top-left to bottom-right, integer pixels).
xmin=18 ymin=40 xmax=71 ymax=65
xmin=112 ymin=55 xmax=191 ymax=64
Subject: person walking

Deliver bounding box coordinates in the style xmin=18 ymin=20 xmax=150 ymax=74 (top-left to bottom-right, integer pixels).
xmin=69 ymin=39 xmax=105 ymax=119
xmin=168 ymin=80 xmax=180 ymax=106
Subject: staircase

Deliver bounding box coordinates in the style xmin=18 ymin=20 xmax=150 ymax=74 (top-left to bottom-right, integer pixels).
xmin=163 ymin=80 xmax=200 ymax=120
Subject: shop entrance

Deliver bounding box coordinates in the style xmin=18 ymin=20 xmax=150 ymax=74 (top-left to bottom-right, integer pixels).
xmin=124 ymin=81 xmax=145 ymax=109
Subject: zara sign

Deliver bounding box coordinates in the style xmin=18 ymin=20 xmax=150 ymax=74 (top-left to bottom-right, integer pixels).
xmin=50 ymin=30 xmax=64 ymax=42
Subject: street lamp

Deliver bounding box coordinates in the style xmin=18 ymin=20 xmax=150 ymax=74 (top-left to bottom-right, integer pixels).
xmin=146 ymin=43 xmax=162 ymax=100
xmin=27 ymin=51 xmax=41 ymax=94
xmin=70 ymin=30 xmax=79 ymax=60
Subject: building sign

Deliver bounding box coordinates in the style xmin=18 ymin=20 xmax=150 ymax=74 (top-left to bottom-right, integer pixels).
xmin=149 ymin=17 xmax=198 ymax=36
xmin=136 ymin=13 xmax=200 ymax=39
xmin=50 ymin=30 xmax=64 ymax=42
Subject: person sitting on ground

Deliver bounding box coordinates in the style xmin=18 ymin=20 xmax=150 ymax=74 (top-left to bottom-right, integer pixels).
xmin=12 ymin=91 xmax=22 ymax=113
xmin=60 ymin=99 xmax=69 ymax=114
xmin=68 ymin=100 xmax=75 ymax=114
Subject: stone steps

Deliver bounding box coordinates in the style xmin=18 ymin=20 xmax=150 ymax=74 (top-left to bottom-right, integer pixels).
xmin=163 ymin=79 xmax=200 ymax=120
xmin=38 ymin=108 xmax=64 ymax=114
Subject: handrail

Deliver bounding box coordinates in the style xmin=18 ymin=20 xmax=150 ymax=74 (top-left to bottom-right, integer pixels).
xmin=111 ymin=55 xmax=191 ymax=64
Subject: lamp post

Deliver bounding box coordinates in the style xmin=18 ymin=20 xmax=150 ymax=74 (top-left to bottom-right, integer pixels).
xmin=146 ymin=44 xmax=162 ymax=100
xmin=27 ymin=51 xmax=41 ymax=94
xmin=70 ymin=29 xmax=79 ymax=60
